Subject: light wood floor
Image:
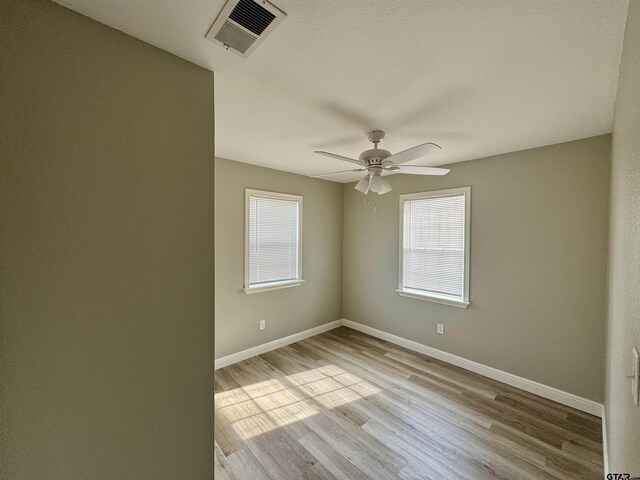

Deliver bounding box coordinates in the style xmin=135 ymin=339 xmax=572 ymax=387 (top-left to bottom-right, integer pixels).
xmin=214 ymin=327 xmax=603 ymax=480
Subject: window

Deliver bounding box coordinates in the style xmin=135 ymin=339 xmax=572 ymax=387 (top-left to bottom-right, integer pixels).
xmin=244 ymin=189 xmax=303 ymax=294
xmin=397 ymin=187 xmax=470 ymax=308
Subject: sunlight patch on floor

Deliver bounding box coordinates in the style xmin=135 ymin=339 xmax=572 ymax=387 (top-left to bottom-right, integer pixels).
xmin=287 ymin=366 xmax=381 ymax=409
xmin=215 ymin=365 xmax=380 ymax=439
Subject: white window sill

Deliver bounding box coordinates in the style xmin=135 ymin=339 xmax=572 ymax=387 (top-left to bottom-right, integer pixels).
xmin=396 ymin=289 xmax=470 ymax=309
xmin=244 ymin=279 xmax=305 ymax=295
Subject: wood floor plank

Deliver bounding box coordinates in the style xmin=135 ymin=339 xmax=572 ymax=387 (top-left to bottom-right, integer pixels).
xmin=489 ymin=423 xmax=603 ymax=473
xmin=224 ymin=448 xmax=270 ymax=480
xmin=363 ymin=410 xmax=558 ymax=480
xmin=299 ymin=432 xmax=371 ymax=480
xmin=386 ymin=349 xmax=499 ymax=399
xmin=303 ymin=336 xmax=496 ymax=429
xmin=455 ymin=388 xmax=603 ymax=451
xmin=215 ymin=408 xmax=245 ymax=456
xmin=561 ymin=440 xmax=604 ymax=468
xmin=348 ymin=384 xmax=550 ymax=471
xmin=544 ymin=454 xmax=603 ymax=480
xmin=214 ymin=327 xmax=603 ymax=479
xmin=215 ymin=441 xmax=237 ymax=480
xmin=258 ymin=348 xmax=408 ymax=476
xmin=361 ymin=419 xmax=467 ymax=480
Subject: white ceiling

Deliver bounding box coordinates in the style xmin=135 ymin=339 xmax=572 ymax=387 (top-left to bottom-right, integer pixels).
xmin=54 ymin=0 xmax=629 ymax=182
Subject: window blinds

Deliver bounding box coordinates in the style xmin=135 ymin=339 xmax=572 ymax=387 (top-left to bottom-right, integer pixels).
xmin=402 ymin=193 xmax=466 ymax=298
xmin=248 ymin=194 xmax=300 ymax=286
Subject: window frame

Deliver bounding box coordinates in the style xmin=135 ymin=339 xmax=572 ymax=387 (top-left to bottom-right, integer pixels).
xmin=397 ymin=186 xmax=471 ymax=308
xmin=244 ymin=188 xmax=304 ymax=294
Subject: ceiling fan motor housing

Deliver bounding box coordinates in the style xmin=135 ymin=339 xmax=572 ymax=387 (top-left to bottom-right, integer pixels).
xmin=359 ymin=148 xmax=391 ymax=165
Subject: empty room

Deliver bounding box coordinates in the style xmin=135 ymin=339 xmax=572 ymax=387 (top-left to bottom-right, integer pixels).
xmin=2 ymin=1 xmax=640 ymax=479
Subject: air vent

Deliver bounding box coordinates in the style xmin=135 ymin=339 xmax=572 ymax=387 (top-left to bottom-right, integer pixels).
xmin=229 ymin=0 xmax=276 ymax=36
xmin=205 ymin=0 xmax=286 ymax=58
xmin=214 ymin=21 xmax=256 ymax=54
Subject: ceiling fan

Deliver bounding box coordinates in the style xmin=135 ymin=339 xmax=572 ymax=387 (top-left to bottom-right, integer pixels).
xmin=312 ymin=130 xmax=449 ymax=195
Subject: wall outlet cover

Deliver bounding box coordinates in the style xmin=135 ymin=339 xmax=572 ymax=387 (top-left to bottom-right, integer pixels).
xmin=259 ymin=320 xmax=266 ymax=330
xmin=633 ymin=347 xmax=639 ymax=407
xmin=437 ymin=323 xmax=444 ymax=335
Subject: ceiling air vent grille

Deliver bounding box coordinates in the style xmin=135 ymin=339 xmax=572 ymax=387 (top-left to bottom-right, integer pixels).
xmin=229 ymin=0 xmax=276 ymax=36
xmin=205 ymin=0 xmax=286 ymax=58
xmin=215 ymin=21 xmax=256 ymax=54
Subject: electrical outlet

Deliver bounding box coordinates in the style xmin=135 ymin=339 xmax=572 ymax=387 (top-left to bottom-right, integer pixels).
xmin=632 ymin=347 xmax=639 ymax=407
xmin=437 ymin=323 xmax=444 ymax=335
xmin=259 ymin=320 xmax=266 ymax=331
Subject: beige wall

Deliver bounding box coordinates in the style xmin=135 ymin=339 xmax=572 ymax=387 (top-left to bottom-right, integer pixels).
xmin=0 ymin=2 xmax=214 ymax=479
xmin=606 ymin=0 xmax=640 ymax=474
xmin=215 ymin=158 xmax=342 ymax=358
xmin=343 ymin=136 xmax=610 ymax=402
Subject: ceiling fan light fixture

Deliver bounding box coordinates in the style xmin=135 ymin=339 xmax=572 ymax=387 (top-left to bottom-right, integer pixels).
xmin=378 ymin=177 xmax=392 ymax=195
xmin=355 ymin=176 xmax=370 ymax=194
xmin=369 ymin=174 xmax=392 ymax=195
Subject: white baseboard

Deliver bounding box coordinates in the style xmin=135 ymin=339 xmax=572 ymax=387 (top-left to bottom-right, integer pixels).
xmin=214 ymin=319 xmax=343 ymax=370
xmin=602 ymin=404 xmax=609 ymax=474
xmin=215 ymin=317 xmax=603 ymax=417
xmin=342 ymin=319 xmax=603 ymax=417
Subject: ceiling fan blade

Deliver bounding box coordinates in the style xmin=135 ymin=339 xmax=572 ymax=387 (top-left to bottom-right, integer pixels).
xmin=313 ymin=151 xmax=363 ymax=166
xmin=311 ymin=168 xmax=366 ymax=178
xmin=388 ymin=165 xmax=450 ymax=176
xmin=385 ymin=142 xmax=441 ymax=165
